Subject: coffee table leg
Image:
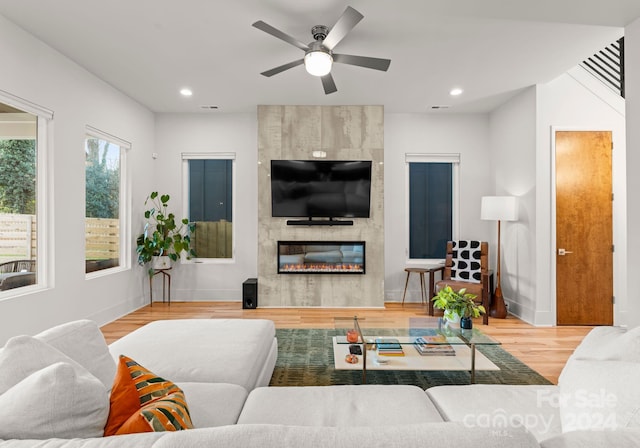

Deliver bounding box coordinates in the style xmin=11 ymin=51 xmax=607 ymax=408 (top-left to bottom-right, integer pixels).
xmin=354 ymin=316 xmax=367 ymax=384
xmin=362 ymin=346 xmax=367 ymax=384
xmin=428 ymin=271 xmax=436 ymax=315
xmin=471 ymin=343 xmax=476 ymax=384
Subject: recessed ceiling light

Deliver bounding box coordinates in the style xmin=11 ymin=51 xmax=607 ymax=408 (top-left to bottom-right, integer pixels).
xmin=200 ymin=105 xmax=219 ymax=110
xmin=430 ymin=105 xmax=450 ymax=110
xmin=180 ymin=88 xmax=193 ymax=97
xmin=449 ymin=88 xmax=463 ymax=96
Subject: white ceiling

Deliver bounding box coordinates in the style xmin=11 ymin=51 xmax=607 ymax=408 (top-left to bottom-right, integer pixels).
xmin=1 ymin=0 xmax=638 ymax=114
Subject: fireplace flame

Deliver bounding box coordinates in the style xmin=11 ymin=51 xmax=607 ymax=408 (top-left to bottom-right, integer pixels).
xmin=281 ymin=263 xmax=363 ymax=273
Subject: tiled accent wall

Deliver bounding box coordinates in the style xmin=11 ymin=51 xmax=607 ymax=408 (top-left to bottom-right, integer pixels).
xmin=257 ymin=105 xmax=384 ymax=307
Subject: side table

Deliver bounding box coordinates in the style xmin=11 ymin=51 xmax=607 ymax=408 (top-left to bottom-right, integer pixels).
xmin=149 ymin=268 xmax=171 ymax=306
xmin=401 ymin=265 xmax=445 ymax=314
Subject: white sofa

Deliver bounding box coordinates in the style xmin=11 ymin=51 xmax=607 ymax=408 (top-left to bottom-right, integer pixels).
xmin=0 ymin=320 xmax=637 ymax=447
xmin=427 ymin=325 xmax=640 ymax=447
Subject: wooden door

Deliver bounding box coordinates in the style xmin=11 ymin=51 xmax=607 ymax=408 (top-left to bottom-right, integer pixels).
xmin=555 ymin=131 xmax=613 ymax=325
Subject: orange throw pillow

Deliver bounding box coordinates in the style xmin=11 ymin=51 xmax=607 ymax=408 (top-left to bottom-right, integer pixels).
xmin=104 ymin=355 xmax=193 ymax=436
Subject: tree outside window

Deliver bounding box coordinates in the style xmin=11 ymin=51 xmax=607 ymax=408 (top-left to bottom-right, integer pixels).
xmin=0 ymin=102 xmax=41 ymax=292
xmin=85 ymin=133 xmax=125 ymax=274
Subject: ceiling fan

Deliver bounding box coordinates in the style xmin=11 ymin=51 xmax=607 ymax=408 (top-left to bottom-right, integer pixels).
xmin=252 ymin=6 xmax=391 ymax=95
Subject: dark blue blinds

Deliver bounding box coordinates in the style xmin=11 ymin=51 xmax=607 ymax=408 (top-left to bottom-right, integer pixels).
xmin=188 ymin=159 xmax=232 ymax=222
xmin=409 ymin=162 xmax=452 ymax=259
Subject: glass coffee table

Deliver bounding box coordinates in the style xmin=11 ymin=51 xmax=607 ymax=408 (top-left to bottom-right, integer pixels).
xmin=333 ymin=316 xmax=501 ymax=384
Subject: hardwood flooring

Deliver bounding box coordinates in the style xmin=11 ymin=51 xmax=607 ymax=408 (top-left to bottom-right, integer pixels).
xmin=100 ymin=302 xmax=593 ymax=384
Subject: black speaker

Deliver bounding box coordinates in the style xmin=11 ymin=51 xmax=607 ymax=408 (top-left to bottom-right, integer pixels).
xmin=242 ymin=278 xmax=258 ymax=309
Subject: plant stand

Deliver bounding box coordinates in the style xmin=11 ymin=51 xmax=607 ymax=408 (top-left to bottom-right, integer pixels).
xmin=149 ymin=268 xmax=171 ymax=306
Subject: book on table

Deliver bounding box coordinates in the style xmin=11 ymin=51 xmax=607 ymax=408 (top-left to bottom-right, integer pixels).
xmin=414 ymin=336 xmax=456 ymax=356
xmin=375 ymin=338 xmax=405 ymax=356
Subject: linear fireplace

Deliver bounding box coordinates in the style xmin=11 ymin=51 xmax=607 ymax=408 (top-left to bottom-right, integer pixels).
xmin=277 ymin=241 xmax=365 ymax=274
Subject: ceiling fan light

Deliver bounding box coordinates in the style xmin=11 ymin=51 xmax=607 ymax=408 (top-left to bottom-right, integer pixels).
xmin=304 ymin=50 xmax=333 ymax=77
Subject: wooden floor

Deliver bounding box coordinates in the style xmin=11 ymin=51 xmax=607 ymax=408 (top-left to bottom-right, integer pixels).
xmin=100 ymin=302 xmax=593 ymax=385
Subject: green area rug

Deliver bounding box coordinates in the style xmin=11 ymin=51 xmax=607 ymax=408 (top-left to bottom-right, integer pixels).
xmin=270 ymin=328 xmax=552 ymax=388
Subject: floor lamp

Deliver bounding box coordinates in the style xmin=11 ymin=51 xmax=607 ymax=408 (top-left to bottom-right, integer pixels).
xmin=481 ymin=196 xmax=518 ymax=318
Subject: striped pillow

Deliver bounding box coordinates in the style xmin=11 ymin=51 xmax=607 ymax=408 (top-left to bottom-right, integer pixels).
xmin=104 ymin=355 xmax=193 ymax=435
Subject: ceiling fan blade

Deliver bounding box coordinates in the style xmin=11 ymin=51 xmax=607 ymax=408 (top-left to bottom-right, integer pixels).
xmin=252 ymin=20 xmax=310 ymax=51
xmin=260 ymin=59 xmax=304 ymax=77
xmin=322 ymin=6 xmax=364 ymax=50
xmin=321 ymin=74 xmax=337 ymax=95
xmin=333 ymin=53 xmax=391 ymax=71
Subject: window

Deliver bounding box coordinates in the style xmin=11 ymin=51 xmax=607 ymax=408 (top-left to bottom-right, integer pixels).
xmin=0 ymin=91 xmax=52 ymax=294
xmin=406 ymin=154 xmax=459 ymax=260
xmin=182 ymin=153 xmax=235 ymax=261
xmin=85 ymin=127 xmax=129 ymax=274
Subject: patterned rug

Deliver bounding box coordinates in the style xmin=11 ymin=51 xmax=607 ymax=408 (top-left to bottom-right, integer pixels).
xmin=269 ymin=328 xmax=552 ymax=387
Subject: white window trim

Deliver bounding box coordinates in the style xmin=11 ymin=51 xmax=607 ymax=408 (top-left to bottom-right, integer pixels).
xmin=181 ymin=152 xmax=236 ymax=264
xmin=0 ymin=91 xmax=53 ymax=299
xmin=404 ymin=153 xmax=460 ymax=264
xmin=86 ymin=126 xmax=131 ymax=149
xmin=85 ymin=126 xmax=131 ymax=279
xmin=0 ymin=89 xmax=53 ymax=120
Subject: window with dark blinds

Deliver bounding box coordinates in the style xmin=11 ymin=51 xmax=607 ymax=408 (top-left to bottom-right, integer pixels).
xmin=409 ymin=162 xmax=452 ymax=259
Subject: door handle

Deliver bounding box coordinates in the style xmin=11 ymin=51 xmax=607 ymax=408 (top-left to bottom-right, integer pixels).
xmin=558 ymin=248 xmax=573 ymax=256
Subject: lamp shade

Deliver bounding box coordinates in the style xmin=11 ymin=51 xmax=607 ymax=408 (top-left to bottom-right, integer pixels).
xmin=481 ymin=196 xmax=518 ymax=221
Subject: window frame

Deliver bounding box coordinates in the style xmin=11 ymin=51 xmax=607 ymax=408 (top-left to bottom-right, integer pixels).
xmin=405 ymin=153 xmax=460 ymax=264
xmin=181 ymin=152 xmax=236 ymax=264
xmin=84 ymin=126 xmax=131 ymax=278
xmin=0 ymin=89 xmax=53 ymax=298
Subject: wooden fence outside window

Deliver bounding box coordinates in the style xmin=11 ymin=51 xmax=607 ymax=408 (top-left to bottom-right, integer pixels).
xmin=0 ymin=213 xmax=120 ymax=263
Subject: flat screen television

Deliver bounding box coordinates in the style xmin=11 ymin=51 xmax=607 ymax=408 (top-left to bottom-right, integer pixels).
xmin=271 ymin=160 xmax=372 ymax=218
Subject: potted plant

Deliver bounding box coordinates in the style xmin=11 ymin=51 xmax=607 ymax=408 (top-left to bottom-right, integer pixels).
xmin=432 ymin=285 xmax=486 ymax=329
xmin=136 ymin=191 xmax=196 ymax=276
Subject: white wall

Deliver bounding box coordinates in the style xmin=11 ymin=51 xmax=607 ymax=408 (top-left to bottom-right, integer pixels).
xmin=150 ymin=112 xmax=495 ymax=304
xmin=384 ymin=113 xmax=493 ymax=301
xmin=537 ymin=70 xmax=626 ymax=326
xmin=626 ymin=18 xmax=640 ymax=328
xmin=490 ymin=68 xmax=627 ymax=326
xmin=153 ymin=113 xmax=258 ymax=300
xmin=489 ymin=87 xmax=538 ymax=322
xmin=0 ymin=15 xmax=156 ymax=344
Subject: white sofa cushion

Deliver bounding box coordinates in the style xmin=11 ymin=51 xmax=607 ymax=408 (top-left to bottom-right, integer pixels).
xmin=237 ymin=385 xmax=443 ymax=427
xmin=540 ymin=428 xmax=640 ymax=448
xmin=0 ymin=432 xmax=165 ymax=448
xmin=0 ymin=362 xmax=108 ymax=439
xmin=177 ymin=382 xmax=248 ymax=427
xmin=568 ymin=326 xmax=640 ymax=362
xmin=0 ymin=335 xmax=109 ymax=439
xmin=0 ymin=335 xmax=104 ymax=395
xmin=426 ymin=384 xmax=562 ymax=442
xmin=154 ymin=423 xmax=540 ymax=448
xmin=35 ymin=319 xmax=116 ymax=390
xmin=558 ymin=359 xmax=640 ymax=432
xmin=108 ymin=319 xmax=276 ymax=391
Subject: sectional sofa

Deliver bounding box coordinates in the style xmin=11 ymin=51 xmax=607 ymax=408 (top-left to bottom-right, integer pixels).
xmin=0 ymin=319 xmax=638 ymax=447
